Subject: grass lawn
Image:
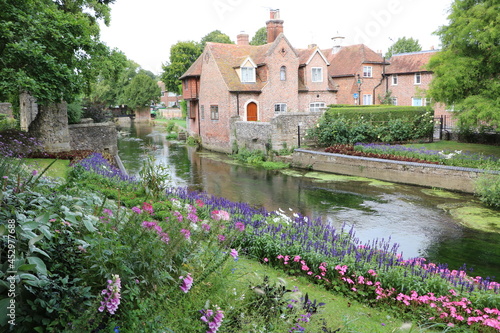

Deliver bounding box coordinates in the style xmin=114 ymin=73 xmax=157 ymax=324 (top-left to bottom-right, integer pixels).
xmin=24 ymin=158 xmax=70 ymax=179
xmin=406 ymin=140 xmax=500 ymax=159
xmin=235 ymin=257 xmax=426 ymax=332
xmin=154 ymin=117 xmax=186 ymax=129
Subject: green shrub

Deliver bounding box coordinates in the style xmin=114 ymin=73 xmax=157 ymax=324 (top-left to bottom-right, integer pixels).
xmin=475 ymin=171 xmax=500 ymax=209
xmin=309 ymin=107 xmax=434 ymax=145
xmin=67 ymin=101 xmax=83 ymax=124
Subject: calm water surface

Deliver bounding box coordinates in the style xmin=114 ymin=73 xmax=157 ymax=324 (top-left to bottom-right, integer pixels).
xmin=117 ymin=122 xmax=500 ymax=279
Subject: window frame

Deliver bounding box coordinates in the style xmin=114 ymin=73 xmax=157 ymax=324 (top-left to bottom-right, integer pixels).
xmin=391 ymin=97 xmax=398 ymax=106
xmin=201 ymin=105 xmax=205 ymax=120
xmin=392 ymin=74 xmax=398 ymax=85
xmin=309 ymin=102 xmax=326 ymax=112
xmin=414 ymin=72 xmax=421 ymax=85
xmin=274 ymin=103 xmax=287 ymax=113
xmin=210 ymin=105 xmax=219 ymax=120
xmin=311 ymin=67 xmax=323 ymax=82
xmin=241 ymin=67 xmax=256 ymax=83
xmin=412 ymin=97 xmax=423 ymax=106
xmin=280 ymin=66 xmax=286 ymax=81
xmin=362 ymin=94 xmax=373 ymax=105
xmin=363 ymin=66 xmax=373 ymax=78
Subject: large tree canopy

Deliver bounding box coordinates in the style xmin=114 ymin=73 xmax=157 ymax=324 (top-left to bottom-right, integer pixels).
xmin=161 ymin=41 xmax=202 ymax=94
xmin=0 ymin=0 xmax=113 ymax=105
xmin=199 ymin=30 xmax=233 ymax=49
xmin=122 ymin=72 xmax=160 ymax=110
xmin=385 ymin=37 xmax=422 ymax=58
xmin=428 ymin=0 xmax=500 ymax=129
xmin=250 ymin=27 xmax=267 ymax=46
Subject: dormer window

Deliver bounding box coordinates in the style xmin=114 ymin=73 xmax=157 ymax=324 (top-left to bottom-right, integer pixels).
xmin=280 ymin=66 xmax=286 ymax=81
xmin=241 ymin=67 xmax=256 ymax=83
xmin=312 ymin=67 xmax=323 ymax=82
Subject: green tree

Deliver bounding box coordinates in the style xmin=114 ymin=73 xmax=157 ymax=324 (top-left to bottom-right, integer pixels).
xmin=385 ymin=37 xmax=422 ymax=58
xmin=250 ymin=27 xmax=267 ymax=46
xmin=199 ymin=30 xmax=233 ymax=49
xmin=122 ymin=73 xmax=160 ymax=110
xmin=161 ymin=41 xmax=202 ymax=94
xmin=0 ymin=0 xmax=114 ymax=106
xmin=427 ymin=0 xmax=500 ymax=129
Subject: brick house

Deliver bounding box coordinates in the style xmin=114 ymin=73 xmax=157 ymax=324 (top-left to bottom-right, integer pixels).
xmin=157 ymin=81 xmax=180 ymax=107
xmin=384 ymin=50 xmax=448 ymax=117
xmin=180 ymin=10 xmax=337 ymax=153
xmin=323 ymin=44 xmax=389 ymax=105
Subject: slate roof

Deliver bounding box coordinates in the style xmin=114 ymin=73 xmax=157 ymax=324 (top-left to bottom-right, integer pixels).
xmin=322 ymin=44 xmax=386 ymax=77
xmin=385 ymin=50 xmax=438 ymax=74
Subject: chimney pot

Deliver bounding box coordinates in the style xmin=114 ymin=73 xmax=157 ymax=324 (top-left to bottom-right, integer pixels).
xmin=237 ymin=32 xmax=249 ymax=45
xmin=266 ymin=9 xmax=284 ymax=43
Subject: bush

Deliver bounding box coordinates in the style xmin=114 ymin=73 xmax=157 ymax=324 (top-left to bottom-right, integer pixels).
xmin=309 ymin=107 xmax=435 ymax=146
xmin=475 ymin=171 xmax=500 ymax=209
xmin=67 ymin=101 xmax=83 ymax=124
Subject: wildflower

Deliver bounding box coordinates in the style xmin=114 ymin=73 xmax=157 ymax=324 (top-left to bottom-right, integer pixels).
xmin=142 ymin=202 xmax=154 ymax=215
xmin=173 ymin=211 xmax=183 ymax=222
xmin=180 ymin=228 xmax=191 ymax=239
xmin=200 ymin=305 xmax=224 ymax=333
xmin=187 ymin=212 xmax=200 ymax=223
xmin=293 ymin=255 xmax=301 ymax=262
xmin=218 ymin=234 xmax=226 ymax=242
xmin=32 ymin=170 xmax=38 ymax=176
xmin=131 ymin=206 xmax=142 ymax=214
xmin=98 ymin=274 xmax=121 ymax=314
xmin=202 ymin=223 xmax=211 ymax=231
xmin=263 ymin=258 xmax=269 ymax=263
xmin=179 ymin=273 xmax=193 ymax=293
xmin=196 ymin=199 xmax=204 ymax=207
xmin=211 ymin=210 xmax=230 ymax=221
xmin=230 ymin=249 xmax=239 ymax=260
xmin=103 ymin=208 xmax=113 ymax=216
xmin=235 ymin=222 xmax=245 ymax=231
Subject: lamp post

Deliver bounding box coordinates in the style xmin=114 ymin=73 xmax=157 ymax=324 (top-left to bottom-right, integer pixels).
xmin=356 ymin=74 xmax=363 ymax=105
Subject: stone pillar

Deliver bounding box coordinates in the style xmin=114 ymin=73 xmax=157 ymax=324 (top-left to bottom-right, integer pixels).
xmin=20 ymin=91 xmax=39 ymax=131
xmin=29 ymin=102 xmax=71 ymax=153
xmin=0 ymin=103 xmax=13 ymax=118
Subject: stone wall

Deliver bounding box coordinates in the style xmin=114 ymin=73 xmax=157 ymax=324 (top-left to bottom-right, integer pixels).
xmin=232 ymin=113 xmax=321 ymax=152
xmin=69 ymin=120 xmax=118 ymax=155
xmin=20 ymin=92 xmax=38 ymax=131
xmin=0 ymin=103 xmax=13 ymax=117
xmin=28 ymin=102 xmax=71 ymax=153
xmin=289 ymin=149 xmax=491 ymax=193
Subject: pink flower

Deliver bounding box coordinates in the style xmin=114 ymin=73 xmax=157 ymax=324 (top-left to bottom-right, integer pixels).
xmin=293 ymin=255 xmax=301 ymax=262
xmin=235 ymin=222 xmax=245 ymax=231
xmin=173 ymin=211 xmax=183 ymax=222
xmin=195 ymin=199 xmax=204 ymax=207
xmin=98 ymin=274 xmax=121 ymax=314
xmin=263 ymin=258 xmax=269 ymax=262
xmin=142 ymin=202 xmax=154 ymax=215
xmin=179 ymin=273 xmax=193 ymax=293
xmin=103 ymin=208 xmax=113 ymax=216
xmin=202 ymin=223 xmax=211 ymax=231
xmin=211 ymin=210 xmax=230 ymax=221
xmin=180 ymin=229 xmax=191 ymax=239
xmin=230 ymin=249 xmax=239 ymax=260
xmin=132 ymin=206 xmax=142 ymax=214
xmin=218 ymin=234 xmax=226 ymax=242
xmin=301 ymin=265 xmax=309 ymax=271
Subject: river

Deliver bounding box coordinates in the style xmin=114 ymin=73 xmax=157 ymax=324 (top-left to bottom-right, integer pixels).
xmin=117 ymin=122 xmax=500 ymax=280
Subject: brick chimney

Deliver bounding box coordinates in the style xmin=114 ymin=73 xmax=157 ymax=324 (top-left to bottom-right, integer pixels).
xmin=266 ymin=9 xmax=284 ymax=43
xmin=237 ymin=32 xmax=249 ymax=45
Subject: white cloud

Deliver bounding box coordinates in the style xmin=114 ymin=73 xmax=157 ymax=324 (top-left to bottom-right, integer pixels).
xmin=99 ymin=0 xmax=452 ymax=74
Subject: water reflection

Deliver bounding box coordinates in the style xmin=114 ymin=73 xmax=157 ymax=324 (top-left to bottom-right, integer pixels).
xmin=117 ymin=122 xmax=500 ymax=279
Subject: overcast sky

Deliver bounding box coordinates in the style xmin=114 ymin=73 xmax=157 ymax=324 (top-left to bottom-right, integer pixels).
xmin=98 ymin=0 xmax=453 ymax=75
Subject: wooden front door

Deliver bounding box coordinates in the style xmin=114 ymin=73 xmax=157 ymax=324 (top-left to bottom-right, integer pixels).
xmin=246 ymin=102 xmax=257 ymax=121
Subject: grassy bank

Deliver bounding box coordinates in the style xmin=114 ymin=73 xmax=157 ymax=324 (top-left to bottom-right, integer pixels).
xmin=1 ymin=153 xmax=499 ymax=332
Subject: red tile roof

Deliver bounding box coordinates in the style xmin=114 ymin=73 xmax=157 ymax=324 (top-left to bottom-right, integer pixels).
xmin=323 ymin=44 xmax=386 ymax=77
xmin=385 ymin=50 xmax=438 ymax=74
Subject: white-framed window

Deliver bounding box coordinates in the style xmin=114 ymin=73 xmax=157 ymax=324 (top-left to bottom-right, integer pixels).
xmin=363 ymin=94 xmax=373 ymax=105
xmin=363 ymin=66 xmax=373 ymax=77
xmin=201 ymin=105 xmax=205 ymax=120
xmin=274 ymin=103 xmax=287 ymax=113
xmin=210 ymin=105 xmax=219 ymax=120
xmin=168 ymin=92 xmax=177 ymax=97
xmin=414 ymin=72 xmax=421 ymax=84
xmin=280 ymin=66 xmax=286 ymax=81
xmin=391 ymin=97 xmax=398 ymax=105
xmin=312 ymin=67 xmax=323 ymax=82
xmin=241 ymin=67 xmax=256 ymax=83
xmin=412 ymin=97 xmax=423 ymax=106
xmin=309 ymin=102 xmax=326 ymax=112
xmin=392 ymin=74 xmax=398 ymax=85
